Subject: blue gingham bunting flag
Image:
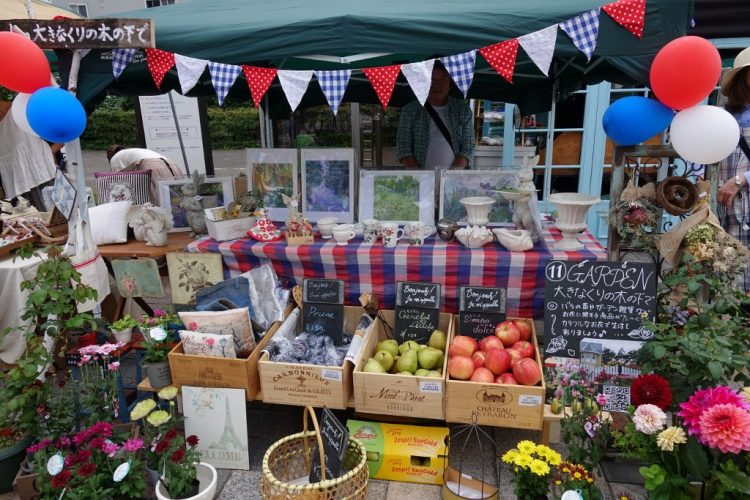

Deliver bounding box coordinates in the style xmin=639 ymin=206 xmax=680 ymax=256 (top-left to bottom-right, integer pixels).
xmin=112 ymin=48 xmax=138 ymax=79
xmin=208 ymin=61 xmax=242 ymax=106
xmin=560 ymin=9 xmax=601 ymax=62
xmin=440 ymin=50 xmax=476 ymax=97
xmin=315 ymin=70 xmax=351 ymax=115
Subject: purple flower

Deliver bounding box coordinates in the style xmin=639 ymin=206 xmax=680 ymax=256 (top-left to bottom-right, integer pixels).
xmin=123 ymin=437 xmax=144 ymax=453
xmin=102 ymin=441 xmax=119 ymax=457
xmin=154 ymin=308 xmax=167 ymax=318
xmin=108 ymin=362 xmax=120 ymax=371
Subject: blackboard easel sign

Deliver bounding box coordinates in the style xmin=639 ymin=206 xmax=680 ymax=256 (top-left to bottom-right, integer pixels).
xmin=458 ymin=286 xmax=506 ymax=340
xmin=309 ymin=407 xmax=349 ymax=483
xmin=543 ymin=260 xmax=657 ymax=360
xmin=302 ymin=279 xmax=345 ymax=345
xmin=394 ymin=281 xmax=441 ymax=344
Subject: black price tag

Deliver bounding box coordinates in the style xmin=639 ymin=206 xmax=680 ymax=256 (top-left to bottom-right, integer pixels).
xmin=396 ymin=282 xmax=441 ymax=309
xmin=309 ymin=407 xmax=348 ymax=483
xmin=394 ymin=307 xmax=441 ymax=344
xmin=458 ymin=287 xmax=506 ymax=339
xmin=302 ymin=303 xmax=344 ymax=346
xmin=303 ymin=279 xmax=344 ymax=304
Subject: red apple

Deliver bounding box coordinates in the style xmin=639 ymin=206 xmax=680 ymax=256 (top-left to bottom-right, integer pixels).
xmin=471 ymin=351 xmax=487 ymax=369
xmin=512 ymin=340 xmax=535 ymax=359
xmin=494 ymin=321 xmax=521 ymax=347
xmin=506 ymin=348 xmax=523 ymax=365
xmin=470 ymin=367 xmax=495 ymax=383
xmin=479 ymin=336 xmax=504 ymax=352
xmin=498 ymin=373 xmax=518 ymax=385
xmin=513 ymin=319 xmax=532 ymax=341
xmin=484 ymin=349 xmax=512 ymax=375
xmin=447 ymin=355 xmax=475 ymax=380
xmin=513 ymin=358 xmax=542 ymax=386
xmin=449 ymin=336 xmax=478 ymax=358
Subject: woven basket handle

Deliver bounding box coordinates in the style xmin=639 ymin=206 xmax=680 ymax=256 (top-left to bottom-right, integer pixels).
xmin=302 ymin=406 xmax=327 ymax=482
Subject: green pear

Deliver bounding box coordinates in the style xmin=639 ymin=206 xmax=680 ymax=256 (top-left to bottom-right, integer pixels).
xmin=376 ymin=339 xmax=399 ymax=357
xmin=427 ymin=370 xmax=442 ymax=378
xmin=363 ymin=358 xmax=386 ymax=373
xmin=419 ymin=344 xmax=428 ymax=350
xmin=417 ymin=347 xmax=443 ymax=370
xmin=415 ymin=368 xmax=430 ymax=377
xmin=389 ymin=356 xmax=401 ymax=373
xmin=399 ymin=371 xmax=413 ymax=376
xmin=428 ymin=329 xmax=447 ymax=352
xmin=398 ymin=340 xmax=421 ymax=354
xmin=549 ymin=398 xmax=563 ymax=415
xmin=374 ymin=351 xmax=394 ymax=372
xmin=396 ymin=349 xmax=418 ymax=373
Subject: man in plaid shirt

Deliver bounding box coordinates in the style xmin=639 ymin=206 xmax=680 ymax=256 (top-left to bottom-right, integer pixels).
xmin=396 ymin=63 xmax=474 ymax=170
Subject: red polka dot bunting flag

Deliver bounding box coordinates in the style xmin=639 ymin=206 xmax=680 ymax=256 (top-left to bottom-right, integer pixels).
xmin=242 ymin=65 xmax=278 ymax=108
xmin=362 ymin=65 xmax=401 ymax=109
xmin=145 ymin=48 xmax=175 ymax=89
xmin=478 ymin=39 xmax=519 ymax=84
xmin=602 ymin=0 xmax=646 ymax=39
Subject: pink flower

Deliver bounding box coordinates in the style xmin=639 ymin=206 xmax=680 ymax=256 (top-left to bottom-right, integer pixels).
xmin=698 ymin=403 xmax=750 ymax=454
xmin=78 ymin=345 xmax=100 ymax=356
xmin=597 ymin=393 xmax=608 ymax=407
xmin=27 ymin=438 xmax=53 ymax=454
xmin=678 ymin=386 xmax=750 ymax=438
xmin=188 ymin=321 xmax=199 ymax=331
xmin=154 ymin=308 xmax=167 ymax=317
xmin=78 ymin=354 xmax=92 ymax=365
xmin=205 ymin=338 xmax=215 ymax=346
xmin=90 ymin=421 xmax=113 ymax=438
xmin=108 ymin=362 xmax=120 ymax=371
xmin=123 ymin=437 xmax=144 ymax=453
xmin=633 ymin=404 xmax=667 ymax=435
xmin=102 ymin=441 xmax=120 ymax=457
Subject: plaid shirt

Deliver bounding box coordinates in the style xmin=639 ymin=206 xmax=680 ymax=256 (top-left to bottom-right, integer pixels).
xmin=396 ymin=97 xmax=474 ymax=167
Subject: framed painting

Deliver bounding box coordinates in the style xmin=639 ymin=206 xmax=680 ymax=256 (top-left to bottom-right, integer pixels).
xmin=358 ymin=169 xmax=435 ymax=224
xmin=439 ymin=170 xmax=518 ymax=226
xmin=300 ymin=149 xmax=355 ymax=223
xmin=166 ymin=252 xmax=224 ymax=304
xmin=246 ymin=148 xmax=298 ymax=221
xmin=112 ymin=258 xmax=165 ymax=298
xmin=157 ymin=177 xmax=234 ymax=232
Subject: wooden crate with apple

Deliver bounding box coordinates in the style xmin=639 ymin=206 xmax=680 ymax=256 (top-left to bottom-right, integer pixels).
xmin=444 ymin=317 xmax=546 ymax=430
xmin=352 ymin=310 xmax=452 ymax=419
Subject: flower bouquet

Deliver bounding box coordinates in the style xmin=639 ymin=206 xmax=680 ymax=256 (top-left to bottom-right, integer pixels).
xmin=74 ymin=342 xmax=124 ymax=424
xmin=501 ymin=440 xmax=562 ymax=499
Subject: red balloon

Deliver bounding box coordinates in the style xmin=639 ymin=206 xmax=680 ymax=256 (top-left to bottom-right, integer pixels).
xmin=650 ymin=36 xmax=721 ymax=111
xmin=0 ymin=32 xmax=51 ymax=94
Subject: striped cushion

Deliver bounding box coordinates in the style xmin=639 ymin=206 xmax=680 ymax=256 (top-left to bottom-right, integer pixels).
xmin=94 ymin=170 xmax=152 ymax=205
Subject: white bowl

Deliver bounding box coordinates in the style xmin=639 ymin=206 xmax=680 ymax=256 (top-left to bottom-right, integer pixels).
xmin=455 ymin=225 xmax=494 ymax=248
xmin=493 ymin=228 xmax=534 ymax=252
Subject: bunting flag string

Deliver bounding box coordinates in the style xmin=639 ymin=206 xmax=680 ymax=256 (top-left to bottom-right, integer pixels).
xmin=208 ymin=61 xmax=242 ymax=105
xmin=441 ymin=50 xmax=476 ymax=97
xmin=363 ymin=65 xmax=402 ymax=109
xmin=315 ymin=70 xmax=351 ymax=115
xmin=560 ymin=9 xmax=601 ymax=62
xmin=112 ymin=48 xmax=138 ymax=79
xmin=401 ymin=60 xmax=435 ymax=105
xmin=175 ymin=54 xmax=208 ymax=94
xmin=478 ymin=38 xmax=520 ymax=84
xmin=518 ymin=25 xmax=559 ymax=77
xmin=145 ymin=48 xmax=175 ymax=90
xmin=278 ymin=70 xmax=314 ymax=112
xmin=242 ymin=65 xmax=277 ymax=108
xmin=602 ymin=0 xmax=646 ymax=39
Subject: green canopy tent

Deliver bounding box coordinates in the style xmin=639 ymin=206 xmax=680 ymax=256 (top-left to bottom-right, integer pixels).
xmin=60 ymin=0 xmax=693 ymax=117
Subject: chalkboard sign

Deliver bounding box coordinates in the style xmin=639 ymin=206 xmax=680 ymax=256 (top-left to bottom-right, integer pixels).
xmin=302 ymin=303 xmax=345 ymax=345
xmin=310 ymin=407 xmax=348 ymax=483
xmin=458 ymin=287 xmax=506 ymax=339
xmin=304 ymin=279 xmax=345 ymax=304
xmin=394 ymin=307 xmax=441 ymax=344
xmin=396 ymin=282 xmax=441 ymax=310
xmin=543 ymin=260 xmax=657 ymax=360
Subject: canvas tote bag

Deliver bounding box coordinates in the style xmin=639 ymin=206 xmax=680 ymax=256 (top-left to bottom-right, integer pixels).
xmin=65 ymin=213 xmax=110 ymax=313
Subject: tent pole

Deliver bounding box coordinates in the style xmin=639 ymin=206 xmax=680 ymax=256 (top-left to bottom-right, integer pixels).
xmin=168 ymin=91 xmax=190 ymax=175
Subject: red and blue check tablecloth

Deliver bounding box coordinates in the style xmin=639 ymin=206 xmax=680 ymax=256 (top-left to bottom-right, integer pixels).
xmin=186 ymin=226 xmax=606 ymax=318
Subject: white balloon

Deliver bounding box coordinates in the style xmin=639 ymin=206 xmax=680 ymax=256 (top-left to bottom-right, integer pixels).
xmin=670 ymin=105 xmax=740 ymax=164
xmin=10 ymin=92 xmax=38 ymax=137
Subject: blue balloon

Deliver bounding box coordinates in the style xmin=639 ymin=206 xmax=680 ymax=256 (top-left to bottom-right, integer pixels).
xmin=602 ymin=96 xmax=674 ymax=146
xmin=26 ymin=87 xmax=87 ymax=143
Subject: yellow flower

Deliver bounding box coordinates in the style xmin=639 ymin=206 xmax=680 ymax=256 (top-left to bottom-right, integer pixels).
xmin=158 ymin=386 xmax=178 ymax=401
xmin=543 ymin=448 xmax=562 ymax=466
xmin=130 ymin=399 xmax=156 ymax=421
xmin=656 ymin=426 xmax=687 ymax=452
xmin=502 ymin=450 xmax=520 ymax=464
xmin=573 ymin=471 xmax=582 ymax=479
xmin=514 ymin=454 xmax=532 ymax=468
xmin=529 ymin=459 xmax=550 ymax=476
xmin=741 ymin=387 xmax=750 ymax=404
xmin=517 ymin=440 xmax=536 ymax=455
xmin=146 ymin=409 xmax=171 ymax=427
xmin=587 ymin=478 xmax=594 ymax=483
xmin=555 ymin=480 xmax=561 ymax=485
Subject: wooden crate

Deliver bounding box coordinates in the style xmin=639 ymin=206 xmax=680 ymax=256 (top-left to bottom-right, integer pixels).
xmin=444 ymin=317 xmax=546 ymax=430
xmin=167 ymin=320 xmax=280 ymax=401
xmin=352 ymin=310 xmax=452 ymax=419
xmin=258 ymin=306 xmax=369 ymax=409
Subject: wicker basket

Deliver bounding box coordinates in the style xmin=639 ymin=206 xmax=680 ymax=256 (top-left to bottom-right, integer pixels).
xmin=261 ymin=406 xmax=368 ymax=499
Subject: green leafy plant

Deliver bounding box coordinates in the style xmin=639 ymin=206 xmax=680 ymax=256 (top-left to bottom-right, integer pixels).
xmin=111 ymin=314 xmax=138 ymax=331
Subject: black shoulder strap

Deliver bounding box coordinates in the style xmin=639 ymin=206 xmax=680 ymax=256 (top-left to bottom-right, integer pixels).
xmin=424 ymin=102 xmax=455 ymax=154
xmin=739 ymin=135 xmax=750 ymax=161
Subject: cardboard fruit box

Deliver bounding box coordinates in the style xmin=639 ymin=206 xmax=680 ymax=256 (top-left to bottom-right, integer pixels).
xmin=444 ymin=317 xmax=546 ymax=430
xmin=347 ymin=419 xmax=449 ymax=485
xmin=258 ymin=305 xmax=369 ymax=410
xmin=167 ymin=319 xmax=279 ymax=401
xmin=353 ymin=310 xmax=452 ymax=420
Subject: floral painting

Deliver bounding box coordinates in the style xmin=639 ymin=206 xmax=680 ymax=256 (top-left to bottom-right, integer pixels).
xmin=247 ymin=149 xmax=299 ymax=221
xmin=111 ymin=258 xmax=165 ymax=298
xmin=166 ymin=252 xmax=223 ymax=304
xmin=440 ymin=170 xmax=518 ymax=225
xmin=301 ymin=149 xmax=355 ymax=222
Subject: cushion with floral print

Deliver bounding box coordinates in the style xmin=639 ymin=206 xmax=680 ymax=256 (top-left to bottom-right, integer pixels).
xmin=179 ymin=331 xmax=237 ymax=358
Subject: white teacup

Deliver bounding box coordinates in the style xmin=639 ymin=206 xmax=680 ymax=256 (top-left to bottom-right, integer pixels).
xmin=380 ymin=222 xmax=404 ymax=248
xmin=362 ymin=219 xmax=379 ymax=244
xmin=318 ymin=222 xmax=336 ymax=239
xmin=332 ymin=224 xmax=355 ymax=245
xmin=407 ymin=221 xmax=434 ymax=246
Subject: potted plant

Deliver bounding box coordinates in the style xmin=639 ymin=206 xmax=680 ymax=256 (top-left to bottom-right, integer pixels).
xmin=140 ymin=312 xmax=176 ymax=389
xmin=75 ymin=343 xmax=125 ymax=424
xmin=501 ymin=440 xmax=562 ymax=499
xmin=111 ymin=315 xmax=138 ymax=343
xmin=550 ymin=462 xmax=602 ymax=499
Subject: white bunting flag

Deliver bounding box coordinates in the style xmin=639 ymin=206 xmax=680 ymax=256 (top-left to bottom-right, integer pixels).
xmin=518 ymin=24 xmax=559 ymax=77
xmin=277 ymin=70 xmax=314 ymax=112
xmin=175 ymin=54 xmax=208 ymax=94
xmin=401 ymin=59 xmax=435 ymax=105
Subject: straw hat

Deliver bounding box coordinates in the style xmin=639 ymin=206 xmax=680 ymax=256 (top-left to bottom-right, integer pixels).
xmin=721 ymin=46 xmax=750 ymax=96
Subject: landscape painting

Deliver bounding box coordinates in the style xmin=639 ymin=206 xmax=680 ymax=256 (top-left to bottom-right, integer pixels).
xmin=301 ymin=149 xmax=355 ymax=222
xmin=439 ymin=170 xmax=518 ymax=225
xmin=359 ymin=170 xmax=435 ymax=224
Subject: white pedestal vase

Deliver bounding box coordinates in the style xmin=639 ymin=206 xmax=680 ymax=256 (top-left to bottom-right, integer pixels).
xmin=111 ymin=327 xmax=132 ymax=344
xmin=548 ymin=193 xmax=600 ymax=251
xmin=156 ymin=462 xmax=217 ymax=500
xmin=459 ymin=197 xmax=496 ymax=226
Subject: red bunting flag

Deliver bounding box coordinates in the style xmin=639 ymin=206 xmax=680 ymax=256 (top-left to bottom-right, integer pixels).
xmin=362 ymin=65 xmax=401 ymax=109
xmin=478 ymin=39 xmax=519 ymax=84
xmin=242 ymin=65 xmax=278 ymax=108
xmin=602 ymin=0 xmax=646 ymax=39
xmin=145 ymin=48 xmax=175 ymax=89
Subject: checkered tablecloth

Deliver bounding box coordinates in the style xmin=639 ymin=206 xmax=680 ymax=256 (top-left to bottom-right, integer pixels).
xmin=185 ymin=226 xmax=607 ymax=318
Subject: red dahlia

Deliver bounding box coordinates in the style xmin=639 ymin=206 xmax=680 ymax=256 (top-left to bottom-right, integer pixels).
xmin=171 ymin=448 xmax=185 ymax=463
xmin=155 ymin=440 xmax=169 ymax=453
xmin=630 ymin=374 xmax=672 ymax=410
xmin=77 ymin=462 xmax=96 ymax=477
xmin=186 ymin=435 xmax=199 ymax=447
xmin=51 ymin=470 xmax=72 ymax=488
xmin=165 ymin=429 xmax=178 ymax=440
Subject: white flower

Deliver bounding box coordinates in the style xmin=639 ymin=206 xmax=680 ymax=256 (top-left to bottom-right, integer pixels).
xmin=633 ymin=404 xmax=667 ymax=435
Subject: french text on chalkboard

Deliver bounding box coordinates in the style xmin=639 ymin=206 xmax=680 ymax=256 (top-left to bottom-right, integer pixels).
xmin=310 ymin=407 xmax=348 ymax=482
xmin=396 ymin=282 xmax=441 ymax=309
xmin=304 ymin=279 xmax=344 ymax=304
xmin=302 ymin=303 xmax=344 ymax=345
xmin=394 ymin=307 xmax=440 ymax=344
xmin=458 ymin=312 xmax=505 ymax=340
xmin=460 ymin=287 xmax=506 ymax=314
xmin=543 ymin=260 xmax=656 ymax=359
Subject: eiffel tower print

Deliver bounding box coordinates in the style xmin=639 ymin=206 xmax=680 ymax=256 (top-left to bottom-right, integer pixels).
xmin=209 ymin=395 xmax=248 ymax=451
